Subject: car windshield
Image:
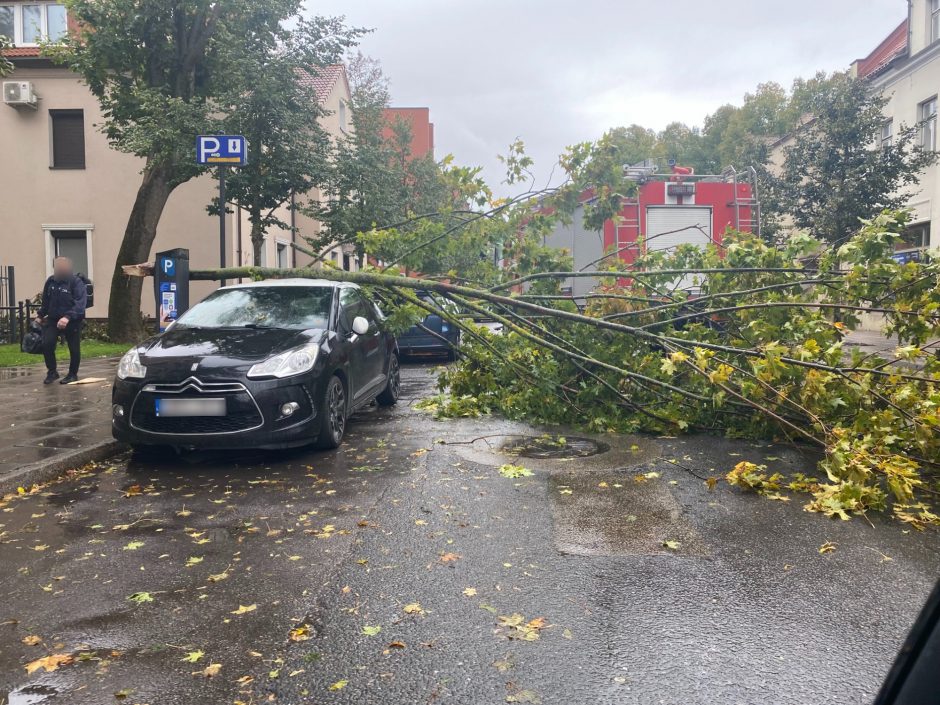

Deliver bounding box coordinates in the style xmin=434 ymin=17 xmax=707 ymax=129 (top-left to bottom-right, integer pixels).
xmin=173 ymin=286 xmax=333 ymax=330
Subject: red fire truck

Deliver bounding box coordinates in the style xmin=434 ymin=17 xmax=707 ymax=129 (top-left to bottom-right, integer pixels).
xmin=541 ymin=163 xmax=762 ymax=297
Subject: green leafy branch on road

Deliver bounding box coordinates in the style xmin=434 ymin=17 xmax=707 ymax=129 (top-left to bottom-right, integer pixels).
xmin=188 ymin=209 xmax=940 ymax=526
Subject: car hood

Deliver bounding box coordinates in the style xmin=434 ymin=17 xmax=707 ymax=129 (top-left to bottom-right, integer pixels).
xmin=137 ymin=327 xmax=325 ymax=381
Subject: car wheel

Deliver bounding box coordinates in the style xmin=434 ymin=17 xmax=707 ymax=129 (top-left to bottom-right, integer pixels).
xmin=316 ymin=375 xmax=347 ymax=449
xmin=376 ymin=355 xmax=401 ymax=407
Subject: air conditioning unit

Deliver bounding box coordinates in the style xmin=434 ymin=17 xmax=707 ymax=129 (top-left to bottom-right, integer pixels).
xmin=3 ymin=81 xmax=39 ymax=109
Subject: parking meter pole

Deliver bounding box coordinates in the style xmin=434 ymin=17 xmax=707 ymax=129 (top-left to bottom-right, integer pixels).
xmin=219 ymin=165 xmax=227 ymax=288
xmin=154 ymin=249 xmax=190 ymax=333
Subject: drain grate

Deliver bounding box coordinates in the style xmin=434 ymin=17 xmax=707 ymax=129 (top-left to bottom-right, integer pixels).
xmin=503 ymin=434 xmax=609 ymax=459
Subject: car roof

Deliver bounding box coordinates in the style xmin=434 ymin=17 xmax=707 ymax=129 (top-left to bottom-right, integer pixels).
xmin=220 ymin=278 xmax=353 ymax=290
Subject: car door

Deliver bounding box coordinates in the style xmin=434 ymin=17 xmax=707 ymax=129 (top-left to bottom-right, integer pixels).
xmin=351 ymin=289 xmax=385 ymax=391
xmin=338 ymin=288 xmax=383 ymax=403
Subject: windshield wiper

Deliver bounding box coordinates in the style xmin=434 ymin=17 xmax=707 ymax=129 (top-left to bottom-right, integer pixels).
xmin=240 ymin=323 xmax=275 ymax=329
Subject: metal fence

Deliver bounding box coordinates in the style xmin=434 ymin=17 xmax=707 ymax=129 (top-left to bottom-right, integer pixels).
xmin=0 ymin=266 xmax=44 ymax=346
xmin=0 ymin=266 xmax=16 ymax=344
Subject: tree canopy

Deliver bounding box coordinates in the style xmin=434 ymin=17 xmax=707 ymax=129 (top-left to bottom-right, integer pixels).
xmin=53 ymin=0 xmax=360 ymax=340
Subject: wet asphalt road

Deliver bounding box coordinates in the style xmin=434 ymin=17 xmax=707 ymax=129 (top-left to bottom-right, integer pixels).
xmin=0 ymin=364 xmax=938 ymax=705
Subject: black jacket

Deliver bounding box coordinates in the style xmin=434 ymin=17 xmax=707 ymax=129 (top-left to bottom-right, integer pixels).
xmin=39 ymin=275 xmax=87 ymax=322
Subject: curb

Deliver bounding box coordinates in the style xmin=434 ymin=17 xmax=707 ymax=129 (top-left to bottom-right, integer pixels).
xmin=0 ymin=439 xmax=127 ymax=496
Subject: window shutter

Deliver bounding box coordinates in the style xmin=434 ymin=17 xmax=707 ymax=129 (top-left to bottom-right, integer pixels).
xmin=51 ymin=110 xmax=85 ymax=169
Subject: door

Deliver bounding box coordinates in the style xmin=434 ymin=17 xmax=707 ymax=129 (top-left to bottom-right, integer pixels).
xmin=338 ymin=288 xmax=385 ymax=401
xmin=644 ymin=206 xmax=713 ymax=294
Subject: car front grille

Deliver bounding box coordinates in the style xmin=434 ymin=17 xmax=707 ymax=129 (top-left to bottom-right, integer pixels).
xmin=130 ymin=377 xmax=264 ymax=435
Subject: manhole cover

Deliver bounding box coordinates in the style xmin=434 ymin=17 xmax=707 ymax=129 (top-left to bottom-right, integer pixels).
xmin=503 ymin=434 xmax=609 ymax=459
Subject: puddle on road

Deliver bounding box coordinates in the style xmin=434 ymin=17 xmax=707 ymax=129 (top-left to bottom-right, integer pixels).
xmin=452 ymin=430 xmax=658 ymax=471
xmin=3 ymin=681 xmax=63 ymax=705
xmin=550 ymin=470 xmax=706 ymax=557
xmin=503 ymin=434 xmax=610 ymax=459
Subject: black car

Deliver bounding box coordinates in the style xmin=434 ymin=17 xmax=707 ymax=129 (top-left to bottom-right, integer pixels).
xmin=397 ymin=291 xmax=461 ymax=360
xmin=111 ymin=279 xmax=400 ymax=451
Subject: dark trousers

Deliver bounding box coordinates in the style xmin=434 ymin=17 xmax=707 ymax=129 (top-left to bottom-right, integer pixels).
xmin=42 ymin=320 xmax=82 ymax=376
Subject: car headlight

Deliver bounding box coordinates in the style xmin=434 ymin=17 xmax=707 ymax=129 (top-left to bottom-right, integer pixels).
xmin=117 ymin=348 xmax=147 ymax=380
xmin=247 ymin=343 xmax=319 ymax=379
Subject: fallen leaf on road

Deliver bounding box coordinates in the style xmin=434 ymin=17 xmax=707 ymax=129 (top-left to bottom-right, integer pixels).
xmin=662 ymin=540 xmax=681 ymax=551
xmin=289 ymin=625 xmax=311 ymax=642
xmin=328 ymin=679 xmax=348 ymax=691
xmin=498 ymin=613 xmax=546 ymax=641
xmin=181 ymin=650 xmax=205 ymax=663
xmin=194 ymin=663 xmax=222 ymax=677
xmin=21 ymin=635 xmax=42 ymax=646
xmin=506 ymin=688 xmax=541 ymax=703
xmin=440 ymin=552 xmax=461 ymax=563
xmin=362 ymin=625 xmax=382 ymax=636
xmin=231 ymin=604 xmax=257 ymax=615
xmin=499 ymin=464 xmax=534 ymax=479
xmin=462 ymin=587 xmax=477 ymax=597
xmin=388 ymin=641 xmax=406 ymax=649
xmin=208 ymin=571 xmax=230 ymax=582
xmin=123 ymin=541 xmax=144 ymax=551
xmin=185 ymin=556 xmax=204 ymax=567
xmin=819 ymin=541 xmax=837 ymax=554
xmin=25 ymin=653 xmax=73 ymax=674
xmin=127 ymin=592 xmax=153 ymax=604
xmin=705 ymin=477 xmax=718 ymax=491
xmin=403 ymin=602 xmax=425 ymax=615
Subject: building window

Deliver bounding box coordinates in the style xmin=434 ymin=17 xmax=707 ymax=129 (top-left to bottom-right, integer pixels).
xmin=919 ymin=97 xmax=937 ymax=150
xmin=880 ymin=119 xmax=893 ymax=150
xmin=900 ymin=222 xmax=930 ymax=250
xmin=50 ymin=229 xmax=90 ymax=277
xmin=0 ymin=3 xmax=68 ymax=45
xmin=276 ymin=241 xmax=290 ymax=268
xmin=932 ymin=0 xmax=940 ymax=43
xmin=338 ymin=100 xmax=348 ymax=133
xmin=50 ymin=109 xmax=85 ymax=169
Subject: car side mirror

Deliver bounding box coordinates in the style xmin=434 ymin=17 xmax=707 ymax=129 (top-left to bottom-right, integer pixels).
xmin=351 ymin=316 xmax=369 ymax=336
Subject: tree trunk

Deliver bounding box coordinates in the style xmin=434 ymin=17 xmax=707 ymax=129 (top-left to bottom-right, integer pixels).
xmin=107 ymin=164 xmax=176 ymax=342
xmin=250 ymin=215 xmax=264 ymax=265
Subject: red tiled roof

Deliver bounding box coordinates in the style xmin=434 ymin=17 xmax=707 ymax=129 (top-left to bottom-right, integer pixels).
xmin=296 ymin=64 xmax=347 ymax=102
xmin=2 ymin=46 xmax=41 ymax=58
xmin=855 ymin=19 xmax=908 ymax=79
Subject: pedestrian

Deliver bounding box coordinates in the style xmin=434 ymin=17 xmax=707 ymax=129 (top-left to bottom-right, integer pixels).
xmin=36 ymin=256 xmax=87 ymax=385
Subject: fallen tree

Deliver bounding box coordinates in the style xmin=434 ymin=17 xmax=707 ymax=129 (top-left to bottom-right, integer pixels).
xmin=181 ymin=209 xmax=940 ymax=527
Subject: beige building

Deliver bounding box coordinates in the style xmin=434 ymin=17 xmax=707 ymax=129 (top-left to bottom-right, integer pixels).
xmin=850 ymin=0 xmax=940 ymax=258
xmin=0 ymin=1 xmax=356 ymax=319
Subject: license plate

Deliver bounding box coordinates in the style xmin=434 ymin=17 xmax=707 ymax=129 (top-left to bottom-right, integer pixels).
xmin=154 ymin=398 xmax=227 ymax=417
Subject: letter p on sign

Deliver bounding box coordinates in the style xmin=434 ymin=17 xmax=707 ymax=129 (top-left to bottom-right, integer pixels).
xmin=198 ymin=136 xmax=220 ymax=164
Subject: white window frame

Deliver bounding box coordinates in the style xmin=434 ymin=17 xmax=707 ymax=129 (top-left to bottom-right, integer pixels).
xmin=880 ymin=119 xmax=893 ymax=150
xmin=275 ymin=239 xmax=291 ymax=269
xmin=42 ymin=224 xmax=94 ymax=280
xmin=919 ymin=96 xmax=937 ymax=150
xmin=338 ymin=99 xmax=348 ymax=133
xmin=932 ymin=0 xmax=940 ymax=43
xmin=0 ymin=3 xmax=68 ymax=46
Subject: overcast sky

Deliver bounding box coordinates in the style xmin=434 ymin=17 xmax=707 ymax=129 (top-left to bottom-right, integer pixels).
xmin=308 ymin=0 xmax=905 ymax=188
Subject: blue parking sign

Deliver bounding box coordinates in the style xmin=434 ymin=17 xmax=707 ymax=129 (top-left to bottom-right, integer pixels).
xmin=196 ymin=135 xmax=248 ymax=165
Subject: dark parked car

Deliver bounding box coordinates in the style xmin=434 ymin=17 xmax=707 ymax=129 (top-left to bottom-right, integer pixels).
xmin=397 ymin=291 xmax=460 ymax=360
xmin=111 ymin=279 xmax=400 ymax=451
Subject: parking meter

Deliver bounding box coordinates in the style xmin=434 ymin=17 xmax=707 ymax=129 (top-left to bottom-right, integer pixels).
xmin=154 ymin=248 xmax=190 ymax=332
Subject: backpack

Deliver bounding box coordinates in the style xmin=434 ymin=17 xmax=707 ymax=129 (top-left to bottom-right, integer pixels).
xmin=21 ymin=320 xmax=43 ymax=355
xmin=76 ymin=273 xmax=94 ymax=310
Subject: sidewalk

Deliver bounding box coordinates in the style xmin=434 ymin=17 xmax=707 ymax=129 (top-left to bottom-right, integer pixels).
xmin=0 ymin=357 xmax=122 ymax=493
